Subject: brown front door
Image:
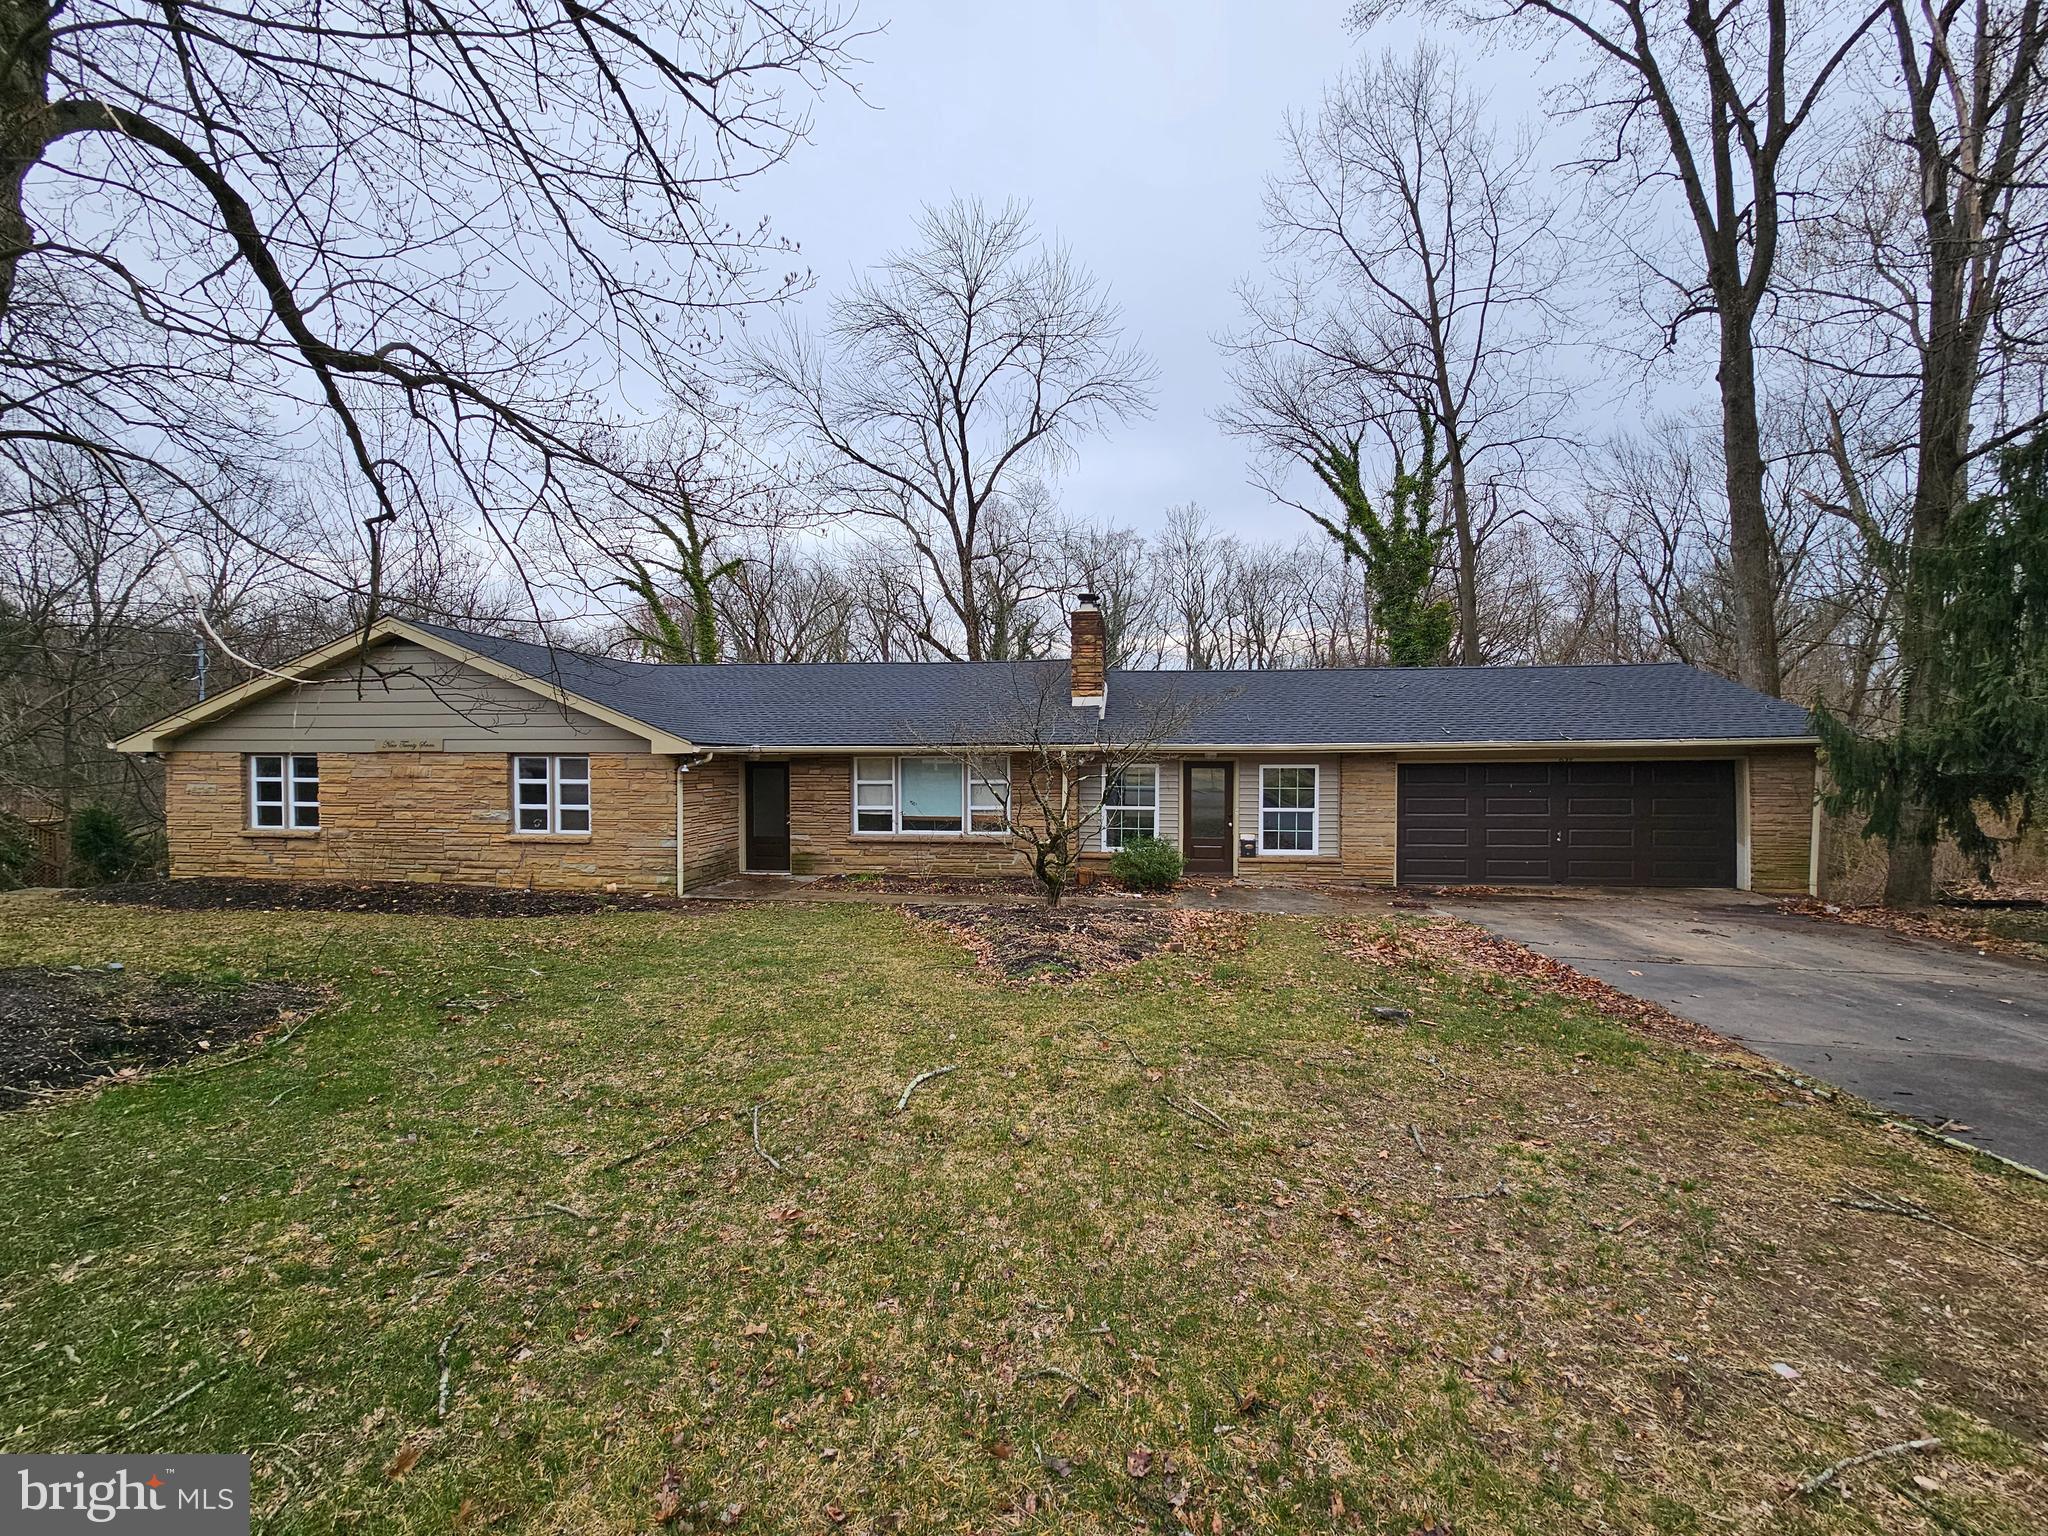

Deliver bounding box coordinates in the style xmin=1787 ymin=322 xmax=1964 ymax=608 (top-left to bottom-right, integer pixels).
xmin=1182 ymin=762 xmax=1234 ymax=875
xmin=745 ymin=762 xmax=791 ymax=873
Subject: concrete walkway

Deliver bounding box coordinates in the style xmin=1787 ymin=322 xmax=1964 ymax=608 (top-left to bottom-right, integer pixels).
xmin=1441 ymin=890 xmax=2048 ymax=1169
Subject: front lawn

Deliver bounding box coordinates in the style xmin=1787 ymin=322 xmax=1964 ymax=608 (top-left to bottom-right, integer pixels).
xmin=1 ymin=893 xmax=2044 ymax=1533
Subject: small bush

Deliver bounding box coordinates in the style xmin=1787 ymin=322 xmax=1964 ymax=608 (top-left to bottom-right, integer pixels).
xmin=1109 ymin=835 xmax=1183 ymax=892
xmin=0 ymin=813 xmax=30 ymax=890
xmin=70 ymin=804 xmax=146 ymax=885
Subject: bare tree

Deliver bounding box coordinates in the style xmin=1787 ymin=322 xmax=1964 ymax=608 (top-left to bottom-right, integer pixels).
xmin=1791 ymin=0 xmax=2048 ymax=901
xmin=0 ymin=0 xmax=862 ymax=638
xmin=1226 ymin=44 xmax=1564 ymax=663
xmin=744 ymin=198 xmax=1155 ymax=660
xmin=1354 ymin=0 xmax=1888 ymax=692
xmin=946 ymin=671 xmax=1202 ymax=905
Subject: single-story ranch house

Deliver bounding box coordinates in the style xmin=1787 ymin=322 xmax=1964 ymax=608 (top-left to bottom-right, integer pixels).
xmin=114 ymin=600 xmax=1822 ymax=895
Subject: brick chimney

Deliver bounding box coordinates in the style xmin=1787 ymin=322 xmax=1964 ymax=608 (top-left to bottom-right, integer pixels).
xmin=1070 ymin=593 xmax=1106 ymax=712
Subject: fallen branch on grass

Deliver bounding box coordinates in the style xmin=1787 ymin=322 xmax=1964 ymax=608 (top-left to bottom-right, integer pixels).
xmin=1448 ymin=1178 xmax=1510 ymax=1203
xmin=543 ymin=1201 xmax=590 ymax=1222
xmin=603 ymin=1109 xmax=723 ymax=1171
xmin=1022 ymin=1364 xmax=1101 ymax=1399
xmin=894 ymin=1065 xmax=959 ymax=1114
xmin=1837 ymin=1184 xmax=2046 ymax=1272
xmin=1162 ymin=1094 xmax=1232 ymax=1135
xmin=435 ymin=1321 xmax=465 ymax=1420
xmin=90 ymin=1368 xmax=230 ymax=1450
xmin=1796 ymin=1436 xmax=1942 ymax=1497
xmin=748 ymin=1103 xmax=788 ymax=1175
xmin=1408 ymin=1123 xmax=1428 ymax=1159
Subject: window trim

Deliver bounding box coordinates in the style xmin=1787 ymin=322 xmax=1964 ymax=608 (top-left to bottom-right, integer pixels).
xmin=1098 ymin=762 xmax=1160 ymax=851
xmin=510 ymin=754 xmax=593 ymax=837
xmin=248 ymin=753 xmax=320 ymax=831
xmin=849 ymin=755 xmax=1010 ymax=837
xmin=1258 ymin=762 xmax=1320 ymax=856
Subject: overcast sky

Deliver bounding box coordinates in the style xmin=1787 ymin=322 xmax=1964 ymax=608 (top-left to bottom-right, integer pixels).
xmin=737 ymin=1 xmax=1563 ymax=541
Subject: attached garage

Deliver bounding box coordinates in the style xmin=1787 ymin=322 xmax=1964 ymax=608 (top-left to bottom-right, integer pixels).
xmin=1397 ymin=760 xmax=1738 ymax=887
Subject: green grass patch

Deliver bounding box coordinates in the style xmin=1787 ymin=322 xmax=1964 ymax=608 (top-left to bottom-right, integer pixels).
xmin=0 ymin=895 xmax=2043 ymax=1533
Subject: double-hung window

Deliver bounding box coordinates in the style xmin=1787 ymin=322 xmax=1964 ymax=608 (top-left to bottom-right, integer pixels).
xmin=512 ymin=755 xmax=591 ymax=834
xmin=851 ymin=756 xmax=1008 ymax=835
xmin=1100 ymin=765 xmax=1158 ymax=849
xmin=250 ymin=754 xmax=319 ymax=829
xmin=1259 ymin=764 xmax=1318 ymax=853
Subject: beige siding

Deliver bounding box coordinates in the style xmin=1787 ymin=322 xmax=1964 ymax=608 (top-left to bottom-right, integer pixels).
xmin=177 ymin=641 xmax=649 ymax=754
xmin=1235 ymin=756 xmax=1342 ymax=862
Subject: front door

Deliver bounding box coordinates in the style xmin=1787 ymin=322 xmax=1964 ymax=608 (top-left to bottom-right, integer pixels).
xmin=745 ymin=762 xmax=791 ymax=873
xmin=1182 ymin=762 xmax=1234 ymax=875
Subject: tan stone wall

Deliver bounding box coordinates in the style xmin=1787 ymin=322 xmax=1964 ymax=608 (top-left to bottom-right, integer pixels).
xmin=165 ymin=750 xmax=677 ymax=891
xmin=678 ymin=757 xmax=740 ymax=890
xmin=1749 ymin=745 xmax=1817 ymax=895
xmin=785 ymin=756 xmax=1029 ymax=877
xmin=1339 ymin=754 xmax=1397 ymax=885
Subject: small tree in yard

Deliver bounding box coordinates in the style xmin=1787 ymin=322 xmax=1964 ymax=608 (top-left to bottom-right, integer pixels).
xmin=949 ymin=672 xmax=1209 ymax=906
xmin=1818 ymin=432 xmax=2048 ymax=890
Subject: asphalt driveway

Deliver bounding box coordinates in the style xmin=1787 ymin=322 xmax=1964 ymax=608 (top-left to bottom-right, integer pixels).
xmin=1439 ymin=891 xmax=2048 ymax=1169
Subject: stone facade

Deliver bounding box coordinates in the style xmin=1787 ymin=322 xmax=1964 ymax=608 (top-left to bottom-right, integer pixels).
xmin=159 ymin=742 xmax=1817 ymax=896
xmin=677 ymin=756 xmax=741 ymax=890
xmin=1748 ymin=745 xmax=1818 ymax=895
xmin=1340 ymin=754 xmax=1398 ymax=885
xmin=165 ymin=750 xmax=678 ymax=891
xmin=785 ymin=756 xmax=1030 ymax=877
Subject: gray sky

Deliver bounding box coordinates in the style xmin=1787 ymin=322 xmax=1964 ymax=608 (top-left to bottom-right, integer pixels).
xmin=743 ymin=1 xmax=1522 ymax=541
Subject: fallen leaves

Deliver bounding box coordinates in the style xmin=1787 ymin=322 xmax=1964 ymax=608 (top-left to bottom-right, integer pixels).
xmin=1336 ymin=917 xmax=1738 ymax=1054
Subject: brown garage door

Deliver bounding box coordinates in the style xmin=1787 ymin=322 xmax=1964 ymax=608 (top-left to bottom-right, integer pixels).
xmin=1398 ymin=760 xmax=1737 ymax=887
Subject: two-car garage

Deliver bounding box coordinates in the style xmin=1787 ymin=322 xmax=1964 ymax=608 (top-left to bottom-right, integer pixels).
xmin=1397 ymin=759 xmax=1739 ymax=887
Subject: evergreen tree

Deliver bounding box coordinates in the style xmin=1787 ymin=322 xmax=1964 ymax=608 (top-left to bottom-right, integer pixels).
xmin=1818 ymin=431 xmax=2048 ymax=885
xmin=1307 ymin=414 xmax=1455 ymax=667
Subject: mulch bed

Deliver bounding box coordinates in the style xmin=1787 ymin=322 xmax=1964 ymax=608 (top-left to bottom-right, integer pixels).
xmin=1780 ymin=897 xmax=2048 ymax=962
xmin=0 ymin=966 xmax=319 ymax=1105
xmin=907 ymin=903 xmax=1246 ymax=983
xmin=72 ymin=878 xmax=685 ymax=918
xmin=1340 ymin=915 xmax=1741 ymax=1055
xmin=813 ymin=873 xmax=1056 ymax=898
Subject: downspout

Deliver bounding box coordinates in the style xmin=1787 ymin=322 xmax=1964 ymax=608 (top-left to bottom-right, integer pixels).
xmin=674 ymin=751 xmax=714 ymax=893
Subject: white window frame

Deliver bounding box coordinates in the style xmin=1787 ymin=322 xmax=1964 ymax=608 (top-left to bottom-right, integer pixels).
xmin=853 ymin=756 xmax=896 ymax=834
xmin=1258 ymin=763 xmax=1320 ymax=855
xmin=1099 ymin=763 xmax=1159 ymax=851
xmin=849 ymin=756 xmax=1009 ymax=837
xmin=249 ymin=754 xmax=319 ymax=830
xmin=511 ymin=755 xmax=592 ymax=836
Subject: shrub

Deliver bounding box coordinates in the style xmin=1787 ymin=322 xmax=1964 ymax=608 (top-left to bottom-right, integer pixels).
xmin=70 ymin=804 xmax=145 ymax=885
xmin=1109 ymin=835 xmax=1182 ymax=892
xmin=0 ymin=812 xmax=30 ymax=890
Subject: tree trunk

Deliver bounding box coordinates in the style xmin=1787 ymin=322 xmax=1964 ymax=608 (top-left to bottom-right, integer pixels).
xmin=1715 ymin=317 xmax=1782 ymax=695
xmin=1884 ymin=237 xmax=1978 ymax=907
xmin=0 ymin=0 xmax=52 ymax=325
xmin=1445 ymin=443 xmax=1482 ymax=665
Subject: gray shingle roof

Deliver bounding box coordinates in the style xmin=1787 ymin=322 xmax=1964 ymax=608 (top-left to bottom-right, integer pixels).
xmin=410 ymin=621 xmax=1815 ymax=749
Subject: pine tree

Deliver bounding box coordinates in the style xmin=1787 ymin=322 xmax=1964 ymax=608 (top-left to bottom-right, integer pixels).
xmin=1817 ymin=430 xmax=2048 ymax=886
xmin=1307 ymin=413 xmax=1455 ymax=667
